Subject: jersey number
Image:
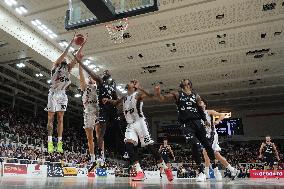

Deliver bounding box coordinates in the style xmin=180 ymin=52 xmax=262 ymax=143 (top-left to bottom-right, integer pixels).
xmin=125 ymin=108 xmax=134 ymax=115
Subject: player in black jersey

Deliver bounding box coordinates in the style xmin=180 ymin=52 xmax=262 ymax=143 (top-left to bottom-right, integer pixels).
xmin=154 ymin=79 xmax=217 ymax=182
xmin=159 ymin=138 xmax=175 ymax=179
xmin=96 ymin=70 xmax=119 ymax=161
xmin=259 ymin=136 xmax=280 ymax=179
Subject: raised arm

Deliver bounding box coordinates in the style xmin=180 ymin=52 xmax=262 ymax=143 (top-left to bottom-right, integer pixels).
xmin=133 ymin=80 xmax=154 ymax=100
xmin=79 ymin=64 xmax=87 ymax=91
xmin=154 ymin=85 xmax=178 ymax=102
xmin=208 ymin=110 xmax=225 ymax=125
xmin=53 ymin=33 xmax=76 ymax=68
xmin=68 ymin=35 xmax=88 ymax=72
xmin=272 ymin=143 xmax=280 ymax=161
xmin=102 ymin=97 xmax=124 ymax=106
xmin=73 ymin=54 xmax=103 ymax=85
xmin=158 ymin=145 xmax=163 ymax=153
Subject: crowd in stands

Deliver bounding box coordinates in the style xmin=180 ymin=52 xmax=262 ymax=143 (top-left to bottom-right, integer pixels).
xmin=1 ymin=105 xmax=284 ymax=178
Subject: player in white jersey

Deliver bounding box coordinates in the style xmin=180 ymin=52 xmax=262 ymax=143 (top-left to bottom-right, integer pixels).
xmin=102 ymin=80 xmax=174 ymax=182
xmin=45 ymin=34 xmax=86 ymax=153
xmin=200 ymin=99 xmax=239 ymax=181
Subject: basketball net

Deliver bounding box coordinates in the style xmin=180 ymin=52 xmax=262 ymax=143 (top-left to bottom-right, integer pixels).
xmin=105 ymin=18 xmax=129 ymax=44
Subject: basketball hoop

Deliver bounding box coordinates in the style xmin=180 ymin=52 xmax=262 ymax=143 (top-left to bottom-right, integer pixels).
xmin=105 ymin=18 xmax=129 ymax=44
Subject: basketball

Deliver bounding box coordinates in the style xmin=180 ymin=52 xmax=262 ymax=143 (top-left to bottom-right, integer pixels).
xmin=74 ymin=34 xmax=85 ymax=46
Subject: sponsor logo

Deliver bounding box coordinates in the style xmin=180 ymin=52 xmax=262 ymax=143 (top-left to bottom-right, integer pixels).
xmin=4 ymin=164 xmax=27 ymax=174
xmin=63 ymin=167 xmax=78 ymax=176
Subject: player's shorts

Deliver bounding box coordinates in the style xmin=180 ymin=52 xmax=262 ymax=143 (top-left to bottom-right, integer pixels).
xmin=162 ymin=155 xmax=170 ymax=164
xmin=124 ymin=118 xmax=154 ymax=147
xmin=211 ymin=131 xmax=221 ymax=152
xmin=263 ymin=156 xmax=278 ymax=167
xmin=45 ymin=90 xmax=68 ymax=112
xmin=83 ymin=111 xmax=99 ymax=129
xmin=202 ymin=129 xmax=221 ymax=152
xmin=98 ymin=105 xmax=118 ymax=124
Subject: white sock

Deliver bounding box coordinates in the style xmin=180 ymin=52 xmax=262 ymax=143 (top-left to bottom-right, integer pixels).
xmin=134 ymin=162 xmax=142 ymax=173
xmin=205 ymin=167 xmax=210 ymax=175
xmin=157 ymin=160 xmax=168 ymax=169
xmin=58 ymin=137 xmax=62 ymax=142
xmin=90 ymin=154 xmax=96 ymax=162
xmin=226 ymin=164 xmax=234 ymax=172
xmin=48 ymin=136 xmax=52 ymax=142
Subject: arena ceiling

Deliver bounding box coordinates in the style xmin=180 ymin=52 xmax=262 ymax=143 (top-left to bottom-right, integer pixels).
xmin=0 ymin=0 xmax=284 ymax=118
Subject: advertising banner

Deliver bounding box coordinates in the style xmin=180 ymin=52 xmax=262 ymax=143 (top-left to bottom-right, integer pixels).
xmin=47 ymin=164 xmax=64 ymax=177
xmin=250 ymin=170 xmax=284 ymax=178
xmin=77 ymin=168 xmax=88 ymax=177
xmin=63 ymin=167 xmax=78 ymax=176
xmin=3 ymin=164 xmax=27 ymax=176
xmin=27 ymin=164 xmax=47 ymax=177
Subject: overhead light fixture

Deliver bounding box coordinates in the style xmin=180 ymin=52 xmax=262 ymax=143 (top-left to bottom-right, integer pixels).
xmin=69 ymin=47 xmax=75 ymax=52
xmin=88 ymin=64 xmax=96 ymax=69
xmin=35 ymin=73 xmax=43 ymax=77
xmin=15 ymin=5 xmax=27 ymax=15
xmin=74 ymin=94 xmax=81 ymax=98
xmin=31 ymin=19 xmax=58 ymax=38
xmin=59 ymin=40 xmax=68 ymax=47
xmin=93 ymin=68 xmax=99 ymax=72
xmin=5 ymin=0 xmax=17 ymax=6
xmin=83 ymin=59 xmax=91 ymax=65
xmin=47 ymin=80 xmax=51 ymax=84
xmin=16 ymin=63 xmax=25 ymax=68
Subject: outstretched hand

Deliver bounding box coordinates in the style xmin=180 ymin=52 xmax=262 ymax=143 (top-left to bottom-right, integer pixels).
xmin=133 ymin=79 xmax=140 ymax=89
xmin=154 ymin=85 xmax=161 ymax=95
xmin=102 ymin=98 xmax=109 ymax=104
xmin=70 ymin=32 xmax=77 ymax=44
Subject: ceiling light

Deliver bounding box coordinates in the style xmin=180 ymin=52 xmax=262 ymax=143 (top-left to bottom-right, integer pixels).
xmin=37 ymin=25 xmax=44 ymax=31
xmin=39 ymin=73 xmax=43 ymax=77
xmin=31 ymin=20 xmax=37 ymax=26
xmin=19 ymin=6 xmax=27 ymax=13
xmin=15 ymin=7 xmax=22 ymax=14
xmin=69 ymin=47 xmax=75 ymax=52
xmin=5 ymin=0 xmax=17 ymax=6
xmin=83 ymin=59 xmax=91 ymax=65
xmin=41 ymin=25 xmax=48 ymax=30
xmin=88 ymin=64 xmax=96 ymax=69
xmin=16 ymin=63 xmax=25 ymax=68
xmin=35 ymin=20 xmax=41 ymax=25
xmin=15 ymin=6 xmax=27 ymax=14
xmin=47 ymin=80 xmax=51 ymax=84
xmin=46 ymin=29 xmax=52 ymax=34
xmin=93 ymin=68 xmax=99 ymax=72
xmin=51 ymin=34 xmax=57 ymax=38
xmin=43 ymin=30 xmax=49 ymax=35
xmin=74 ymin=94 xmax=81 ymax=98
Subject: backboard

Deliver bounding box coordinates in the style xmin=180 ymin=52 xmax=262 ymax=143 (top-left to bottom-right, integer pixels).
xmin=65 ymin=0 xmax=159 ymax=30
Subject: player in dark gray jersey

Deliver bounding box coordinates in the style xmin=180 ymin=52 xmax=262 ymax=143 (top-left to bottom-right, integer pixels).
xmin=259 ymin=136 xmax=280 ymax=179
xmin=154 ymin=79 xmax=217 ymax=182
